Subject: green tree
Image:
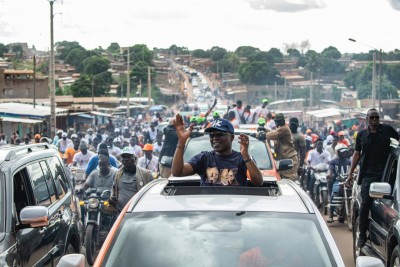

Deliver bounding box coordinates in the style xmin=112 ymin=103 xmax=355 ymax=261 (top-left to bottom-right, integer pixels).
xmin=11 ymin=44 xmax=23 ymax=60
xmin=331 ymin=86 xmax=342 ymax=101
xmin=214 ymin=52 xmax=241 ymax=73
xmin=238 ymin=61 xmax=279 ymax=85
xmin=321 ymin=46 xmax=341 ymax=60
xmin=209 ymin=46 xmax=227 ymax=61
xmin=82 ymin=56 xmax=110 ymax=75
xmin=129 ymin=44 xmax=154 ymax=66
xmin=267 ymin=48 xmax=283 ymax=63
xmin=70 ymin=76 xmax=92 ymax=97
xmin=56 ymin=41 xmax=84 ymax=60
xmin=65 ymin=47 xmax=88 ymax=72
xmin=387 ymin=64 xmax=400 ymax=88
xmin=107 ymin=42 xmax=120 ymax=54
xmin=191 ymin=49 xmax=210 ymax=58
xmin=248 ymin=51 xmax=274 ymax=64
xmin=0 ymin=43 xmax=7 ymax=57
xmin=235 ymin=46 xmax=260 ymax=58
xmin=287 ymin=48 xmax=301 ymax=58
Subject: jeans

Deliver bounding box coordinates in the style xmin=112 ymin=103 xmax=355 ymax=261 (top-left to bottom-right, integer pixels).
xmin=358 ymin=177 xmax=378 ymax=239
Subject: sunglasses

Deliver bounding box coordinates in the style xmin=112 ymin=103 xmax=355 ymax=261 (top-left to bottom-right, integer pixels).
xmin=209 ymin=132 xmax=230 ymax=139
xmin=369 ymin=115 xmax=380 ymax=120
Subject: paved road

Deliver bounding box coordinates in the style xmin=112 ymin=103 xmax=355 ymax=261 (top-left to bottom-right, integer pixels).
xmin=323 ymin=214 xmax=355 ymax=267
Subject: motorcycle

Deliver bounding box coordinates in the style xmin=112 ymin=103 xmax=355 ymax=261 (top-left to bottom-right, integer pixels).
xmin=80 ymin=188 xmax=118 ymax=265
xmin=330 ymin=173 xmax=355 ymax=230
xmin=312 ymin=163 xmax=329 ymax=215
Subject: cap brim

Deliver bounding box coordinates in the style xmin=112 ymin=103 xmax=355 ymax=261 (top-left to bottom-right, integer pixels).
xmin=204 ymin=127 xmax=229 ymax=133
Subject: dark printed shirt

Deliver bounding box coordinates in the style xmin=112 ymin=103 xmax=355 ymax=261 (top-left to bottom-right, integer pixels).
xmin=188 ymin=150 xmax=247 ymax=186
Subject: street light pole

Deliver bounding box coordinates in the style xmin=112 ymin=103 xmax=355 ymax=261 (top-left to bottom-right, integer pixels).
xmin=126 ymin=48 xmax=130 ymax=118
xmin=378 ymin=49 xmax=382 ymax=117
xmin=91 ymin=78 xmax=94 ymax=110
xmin=49 ymin=0 xmax=57 ymax=137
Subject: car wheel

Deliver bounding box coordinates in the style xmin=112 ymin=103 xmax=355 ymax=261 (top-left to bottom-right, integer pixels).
xmin=85 ymin=224 xmax=97 ymax=266
xmin=390 ymin=245 xmax=400 ymax=267
xmin=322 ymin=190 xmax=328 ymax=215
xmin=353 ymin=216 xmax=364 ymax=262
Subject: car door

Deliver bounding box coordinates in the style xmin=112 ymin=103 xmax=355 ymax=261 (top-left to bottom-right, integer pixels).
xmin=369 ymin=154 xmax=399 ymax=260
xmin=14 ymin=162 xmax=57 ymax=267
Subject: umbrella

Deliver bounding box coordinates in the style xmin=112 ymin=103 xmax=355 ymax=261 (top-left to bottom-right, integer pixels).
xmin=149 ymin=105 xmax=167 ymax=112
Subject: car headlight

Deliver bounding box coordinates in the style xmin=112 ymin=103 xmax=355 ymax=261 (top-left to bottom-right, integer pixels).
xmin=88 ymin=198 xmax=99 ymax=209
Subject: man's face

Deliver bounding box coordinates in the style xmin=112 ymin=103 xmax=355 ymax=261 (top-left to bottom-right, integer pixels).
xmin=262 ymin=102 xmax=268 ymax=108
xmin=130 ymin=137 xmax=137 ymax=146
xmin=121 ymin=153 xmax=136 ymax=168
xmin=98 ymin=157 xmax=110 ymax=176
xmin=81 ymin=148 xmax=88 ymax=154
xmin=88 ymin=131 xmax=93 ymax=135
xmin=367 ymin=110 xmax=380 ymax=127
xmin=74 ymin=140 xmax=80 ymax=149
xmin=316 ymin=141 xmax=323 ymax=152
xmin=144 ymin=150 xmax=152 ymax=159
xmin=209 ymin=131 xmax=233 ymax=153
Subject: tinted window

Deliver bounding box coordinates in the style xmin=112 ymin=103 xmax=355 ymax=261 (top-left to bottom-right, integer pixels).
xmin=103 ymin=212 xmax=334 ymax=267
xmin=184 ymin=136 xmax=273 ymax=170
xmin=47 ymin=157 xmax=69 ymax=198
xmin=39 ymin=161 xmax=57 ymax=203
xmin=27 ymin=162 xmax=52 ymax=206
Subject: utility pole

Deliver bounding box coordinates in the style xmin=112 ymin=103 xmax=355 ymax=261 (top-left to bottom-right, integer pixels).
xmin=274 ymin=81 xmax=277 ymax=101
xmin=378 ymin=49 xmax=382 ymax=117
xmin=126 ymin=48 xmax=130 ymax=118
xmin=372 ymin=52 xmax=376 ymax=108
xmin=49 ymin=0 xmax=57 ymax=137
xmin=310 ymin=72 xmax=313 ymax=109
xmin=33 ymin=55 xmax=36 ymax=108
xmin=284 ymin=78 xmax=287 ymax=103
xmin=91 ymin=79 xmax=94 ymax=110
xmin=148 ymin=66 xmax=151 ymax=107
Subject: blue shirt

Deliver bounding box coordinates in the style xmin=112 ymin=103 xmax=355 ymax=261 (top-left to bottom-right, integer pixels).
xmin=85 ymin=155 xmax=118 ymax=176
xmin=188 ymin=150 xmax=247 ymax=186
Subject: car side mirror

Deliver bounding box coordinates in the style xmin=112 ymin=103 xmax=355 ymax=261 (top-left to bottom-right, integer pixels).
xmin=356 ymin=256 xmax=384 ymax=267
xmin=276 ymin=159 xmax=293 ymax=171
xmin=20 ymin=206 xmax=49 ymax=228
xmin=369 ymin=182 xmax=392 ymax=199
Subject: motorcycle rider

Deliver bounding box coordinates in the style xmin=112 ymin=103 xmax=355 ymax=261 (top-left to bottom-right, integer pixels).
xmin=327 ymin=144 xmax=351 ymax=223
xmin=81 ymin=154 xmax=116 ymax=193
xmin=306 ymin=139 xmax=331 ymax=197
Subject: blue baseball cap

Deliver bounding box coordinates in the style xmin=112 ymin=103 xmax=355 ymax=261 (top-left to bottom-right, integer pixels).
xmin=205 ymin=118 xmax=234 ymax=134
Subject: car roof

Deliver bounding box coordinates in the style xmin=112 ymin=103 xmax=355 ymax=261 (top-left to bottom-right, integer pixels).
xmin=127 ymin=178 xmax=314 ymax=214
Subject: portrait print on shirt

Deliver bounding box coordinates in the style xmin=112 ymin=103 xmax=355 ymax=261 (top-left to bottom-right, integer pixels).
xmin=205 ymin=167 xmax=239 ymax=185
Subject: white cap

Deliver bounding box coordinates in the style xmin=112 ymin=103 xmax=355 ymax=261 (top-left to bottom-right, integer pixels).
xmin=114 ymin=128 xmax=120 ymax=132
xmin=56 ymin=129 xmax=63 ymax=134
xmin=113 ymin=137 xmax=121 ymax=143
xmin=121 ymin=146 xmax=135 ymax=155
xmin=62 ymin=132 xmax=68 ymax=138
xmin=87 ymin=128 xmax=93 ymax=132
xmin=71 ymin=134 xmax=78 ymax=138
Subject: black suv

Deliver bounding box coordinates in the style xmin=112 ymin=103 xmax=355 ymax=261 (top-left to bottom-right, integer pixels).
xmin=352 ymin=139 xmax=400 ymax=265
xmin=0 ymin=144 xmax=83 ymax=266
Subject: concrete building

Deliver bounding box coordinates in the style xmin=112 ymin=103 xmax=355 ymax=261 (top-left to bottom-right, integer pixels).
xmin=0 ymin=69 xmax=48 ymax=99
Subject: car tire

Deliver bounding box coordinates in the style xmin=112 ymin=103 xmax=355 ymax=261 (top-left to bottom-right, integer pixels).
xmin=353 ymin=215 xmax=364 ymax=262
xmin=85 ymin=224 xmax=97 ymax=266
xmin=390 ymin=245 xmax=400 ymax=267
xmin=322 ymin=190 xmax=328 ymax=215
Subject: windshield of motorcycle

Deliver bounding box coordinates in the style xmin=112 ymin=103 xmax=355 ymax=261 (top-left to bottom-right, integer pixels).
xmin=184 ymin=136 xmax=273 ymax=170
xmin=101 ymin=211 xmax=336 ymax=267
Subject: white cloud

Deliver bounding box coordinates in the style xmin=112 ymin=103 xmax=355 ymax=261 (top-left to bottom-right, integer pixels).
xmin=387 ymin=0 xmax=400 ymax=10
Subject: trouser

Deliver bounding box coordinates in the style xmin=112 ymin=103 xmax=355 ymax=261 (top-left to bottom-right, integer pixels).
xmin=359 ymin=177 xmax=378 ymax=239
xmin=329 ymin=180 xmax=341 ymax=215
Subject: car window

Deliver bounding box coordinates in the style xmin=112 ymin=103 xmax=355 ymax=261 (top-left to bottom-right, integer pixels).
xmin=39 ymin=161 xmax=57 ymax=203
xmin=103 ymin=212 xmax=334 ymax=267
xmin=184 ymin=137 xmax=273 ymax=170
xmin=47 ymin=157 xmax=69 ymax=198
xmin=0 ymin=173 xmax=3 ymax=231
xmin=26 ymin=162 xmax=52 ymax=206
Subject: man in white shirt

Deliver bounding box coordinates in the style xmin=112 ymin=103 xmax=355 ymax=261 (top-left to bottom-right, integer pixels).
xmin=306 ymin=139 xmax=331 ymax=195
xmin=129 ymin=135 xmax=143 ymax=158
xmin=85 ymin=128 xmax=95 ymax=144
xmin=228 ymin=100 xmax=244 ymax=124
xmin=56 ymin=132 xmax=72 ymax=155
xmin=73 ymin=141 xmax=95 ymax=170
xmin=252 ymin=99 xmax=269 ymax=123
xmin=137 ymin=143 xmax=159 ymax=173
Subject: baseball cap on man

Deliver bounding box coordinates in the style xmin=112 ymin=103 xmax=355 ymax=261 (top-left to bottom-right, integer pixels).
xmin=143 ymin=144 xmax=154 ymax=151
xmin=34 ymin=134 xmax=41 ymax=139
xmin=121 ymin=146 xmax=135 ymax=155
xmin=262 ymin=99 xmax=268 ymax=103
xmin=205 ymin=118 xmax=234 ymax=134
xmin=274 ymin=113 xmax=286 ymax=121
xmin=62 ymin=132 xmax=68 ymax=138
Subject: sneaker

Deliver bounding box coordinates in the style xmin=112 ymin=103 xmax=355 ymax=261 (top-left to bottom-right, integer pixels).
xmin=327 ymin=217 xmax=334 ymax=223
xmin=357 ymin=236 xmax=367 ymax=248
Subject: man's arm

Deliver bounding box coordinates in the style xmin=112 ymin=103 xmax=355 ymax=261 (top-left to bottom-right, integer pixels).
xmin=171 ymin=114 xmax=195 ymax=177
xmin=239 ymin=134 xmax=263 ymax=186
xmin=348 ymin=151 xmax=361 ymax=177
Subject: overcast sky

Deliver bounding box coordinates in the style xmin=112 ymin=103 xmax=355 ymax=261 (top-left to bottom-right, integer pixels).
xmin=1 ymin=0 xmax=399 ymax=54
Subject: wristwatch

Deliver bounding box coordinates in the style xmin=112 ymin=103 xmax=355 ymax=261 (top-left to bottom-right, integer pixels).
xmin=244 ymin=158 xmax=252 ymax=163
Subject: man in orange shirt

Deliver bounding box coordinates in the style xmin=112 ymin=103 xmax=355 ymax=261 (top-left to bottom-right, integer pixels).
xmin=64 ymin=138 xmax=80 ymax=165
xmin=338 ymin=131 xmax=350 ymax=146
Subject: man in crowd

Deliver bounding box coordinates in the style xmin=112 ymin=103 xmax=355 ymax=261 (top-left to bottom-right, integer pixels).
xmin=172 ymin=115 xmax=263 ymax=186
xmin=56 ymin=132 xmax=72 ymax=155
xmin=144 ymin=123 xmax=157 ymax=144
xmin=158 ymin=118 xmax=178 ymax=178
xmin=228 ymin=100 xmax=245 ymax=124
xmin=289 ymin=117 xmax=306 ymax=178
xmin=252 ymin=99 xmax=269 ymax=123
xmin=82 ymin=154 xmax=116 ymax=193
xmin=111 ymin=147 xmax=153 ymax=212
xmin=85 ymin=128 xmax=95 ymax=144
xmin=137 ymin=144 xmax=159 ymax=173
xmin=85 ymin=143 xmax=119 ymax=178
xmin=34 ymin=134 xmax=41 ymax=143
xmin=64 ymin=138 xmax=80 ymax=165
xmin=266 ymin=113 xmax=298 ymax=181
xmin=129 ymin=135 xmax=143 ymax=158
xmin=347 ymin=108 xmax=399 ymax=249
xmin=72 ymin=141 xmax=95 ymax=170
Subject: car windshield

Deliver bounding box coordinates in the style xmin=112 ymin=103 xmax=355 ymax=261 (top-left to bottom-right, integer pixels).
xmin=102 ymin=212 xmax=336 ymax=267
xmin=183 ymin=136 xmax=273 ymax=170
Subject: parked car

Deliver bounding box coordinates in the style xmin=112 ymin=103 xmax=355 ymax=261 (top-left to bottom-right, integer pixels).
xmin=352 ymin=138 xmax=400 ymax=265
xmin=0 ymin=144 xmax=83 ymax=266
xmin=58 ymin=176 xmax=383 ymax=267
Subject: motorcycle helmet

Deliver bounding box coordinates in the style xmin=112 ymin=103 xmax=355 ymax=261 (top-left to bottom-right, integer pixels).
xmin=335 ymin=143 xmax=348 ymax=158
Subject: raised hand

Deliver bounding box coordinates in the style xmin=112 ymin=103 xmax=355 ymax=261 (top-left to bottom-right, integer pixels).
xmin=174 ymin=114 xmax=193 ymax=143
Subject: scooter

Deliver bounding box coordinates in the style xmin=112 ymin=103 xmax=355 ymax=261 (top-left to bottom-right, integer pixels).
xmin=312 ymin=163 xmax=329 ymax=215
xmin=330 ymin=173 xmax=355 ymax=230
